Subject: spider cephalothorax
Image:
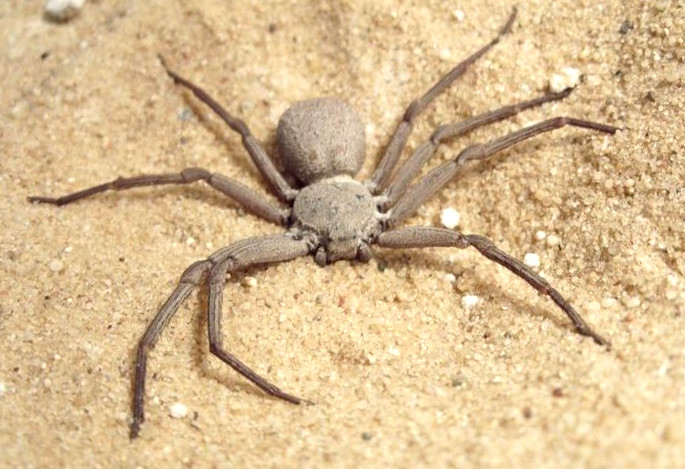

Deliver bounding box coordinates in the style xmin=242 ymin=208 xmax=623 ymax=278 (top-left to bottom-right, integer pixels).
xmin=291 ymin=175 xmax=381 ymax=265
xmin=29 ymin=8 xmax=618 ymax=439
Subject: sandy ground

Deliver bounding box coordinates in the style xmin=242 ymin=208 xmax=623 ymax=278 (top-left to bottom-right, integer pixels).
xmin=1 ymin=0 xmax=684 ymax=467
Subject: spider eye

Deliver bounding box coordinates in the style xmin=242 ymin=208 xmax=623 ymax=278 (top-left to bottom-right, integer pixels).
xmin=357 ymin=243 xmax=372 ymax=262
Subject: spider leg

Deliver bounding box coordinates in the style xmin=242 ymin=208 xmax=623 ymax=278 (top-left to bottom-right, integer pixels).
xmin=130 ymin=234 xmax=310 ymax=439
xmin=158 ymin=56 xmax=297 ymax=202
xmin=376 ymin=227 xmax=609 ymax=346
xmin=131 ymin=259 xmax=211 ymax=439
xmin=206 ymin=235 xmax=311 ymax=403
xmin=386 ymin=116 xmax=619 ymax=228
xmin=381 ymin=88 xmax=574 ymax=208
xmin=369 ymin=8 xmax=517 ymax=193
xmin=28 ymin=168 xmax=288 ymax=225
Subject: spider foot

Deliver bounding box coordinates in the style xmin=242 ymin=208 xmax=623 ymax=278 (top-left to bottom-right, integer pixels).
xmin=576 ymin=325 xmax=611 ymax=349
xmin=129 ymin=419 xmax=142 ymax=440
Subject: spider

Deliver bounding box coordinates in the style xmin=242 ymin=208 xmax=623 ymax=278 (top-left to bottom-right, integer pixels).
xmin=29 ymin=9 xmax=617 ymax=439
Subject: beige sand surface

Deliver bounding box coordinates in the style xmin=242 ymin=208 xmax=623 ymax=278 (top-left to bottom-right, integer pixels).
xmin=1 ymin=0 xmax=684 ymax=467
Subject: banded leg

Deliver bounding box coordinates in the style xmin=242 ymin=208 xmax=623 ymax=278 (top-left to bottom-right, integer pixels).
xmin=159 ymin=57 xmax=297 ymax=202
xmin=131 ymin=260 xmax=211 ymax=439
xmin=382 ymin=88 xmax=574 ymax=208
xmin=28 ymin=167 xmax=288 ymax=225
xmin=377 ymin=227 xmax=609 ymax=346
xmin=387 ymin=116 xmax=619 ymax=228
xmin=206 ymin=235 xmax=311 ymax=404
xmin=369 ymin=8 xmax=517 ymax=192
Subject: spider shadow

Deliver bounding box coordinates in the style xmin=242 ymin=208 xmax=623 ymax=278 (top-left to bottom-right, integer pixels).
xmin=111 ymin=183 xmax=280 ymax=217
xmin=445 ymin=136 xmax=580 ymax=188
xmin=190 ymin=247 xmax=584 ymax=401
xmin=179 ymin=93 xmax=296 ymax=189
xmin=189 ymin=263 xmax=292 ymax=401
xmin=375 ymin=249 xmax=580 ymax=339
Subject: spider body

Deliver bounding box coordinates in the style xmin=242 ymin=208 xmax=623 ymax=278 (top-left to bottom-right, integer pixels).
xmin=28 ymin=8 xmax=619 ymax=439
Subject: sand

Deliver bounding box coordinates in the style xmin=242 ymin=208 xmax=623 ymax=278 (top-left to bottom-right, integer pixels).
xmin=1 ymin=0 xmax=684 ymax=467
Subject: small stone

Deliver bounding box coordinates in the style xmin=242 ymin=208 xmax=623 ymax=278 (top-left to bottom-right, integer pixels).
xmin=461 ymin=294 xmax=480 ymax=309
xmin=601 ymin=297 xmax=618 ymax=309
xmin=49 ymin=259 xmax=64 ymax=272
xmin=169 ymin=402 xmax=188 ymax=419
xmin=534 ymin=230 xmax=547 ymax=241
xmin=243 ymin=276 xmax=258 ymax=288
xmin=618 ymin=20 xmax=633 ymax=35
xmin=44 ymin=0 xmax=84 ymax=23
xmin=444 ymin=273 xmax=456 ymax=283
xmin=623 ymin=296 xmax=641 ymax=308
xmin=548 ymin=67 xmax=581 ymax=93
xmin=451 ymin=376 xmax=465 ymax=387
xmin=546 ymin=234 xmax=561 ymax=247
xmin=178 ymin=108 xmax=193 ymax=121
xmin=452 ymin=9 xmax=465 ymax=22
xmin=523 ymin=253 xmax=540 ymax=268
xmin=440 ymin=208 xmax=461 ymax=229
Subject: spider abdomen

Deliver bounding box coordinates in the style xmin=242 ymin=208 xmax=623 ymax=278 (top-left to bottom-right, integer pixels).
xmin=292 ymin=177 xmax=380 ymax=263
xmin=277 ymin=98 xmax=366 ymax=184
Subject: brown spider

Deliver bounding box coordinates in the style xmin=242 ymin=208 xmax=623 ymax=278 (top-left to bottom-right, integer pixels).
xmin=29 ymin=8 xmax=617 ymax=439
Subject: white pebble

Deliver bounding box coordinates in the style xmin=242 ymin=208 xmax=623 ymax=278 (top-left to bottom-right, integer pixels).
xmin=44 ymin=0 xmax=84 ymax=22
xmin=49 ymin=259 xmax=64 ymax=272
xmin=658 ymin=363 xmax=669 ymax=377
xmin=444 ymin=273 xmax=457 ymax=283
xmin=461 ymin=294 xmax=480 ymax=309
xmin=169 ymin=402 xmax=188 ymax=419
xmin=440 ymin=208 xmax=461 ymax=229
xmin=534 ymin=230 xmax=547 ymax=241
xmin=623 ymin=296 xmax=641 ymax=308
xmin=523 ymin=253 xmax=540 ymax=268
xmin=243 ymin=276 xmax=258 ymax=288
xmin=548 ymin=67 xmax=581 ymax=93
xmin=546 ymin=234 xmax=561 ymax=247
xmin=452 ymin=9 xmax=465 ymax=21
